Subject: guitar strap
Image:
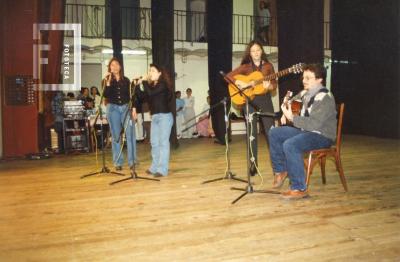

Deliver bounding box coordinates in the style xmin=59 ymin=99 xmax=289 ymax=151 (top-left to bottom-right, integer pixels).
xmin=304 ymin=88 xmax=329 ymax=117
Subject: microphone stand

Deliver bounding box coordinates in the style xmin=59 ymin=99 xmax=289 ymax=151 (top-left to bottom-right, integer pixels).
xmin=218 ymin=71 xmax=280 ymax=204
xmin=202 ymin=97 xmax=247 ymax=184
xmin=110 ymin=80 xmax=160 ymax=185
xmin=81 ymin=79 xmax=125 ymax=179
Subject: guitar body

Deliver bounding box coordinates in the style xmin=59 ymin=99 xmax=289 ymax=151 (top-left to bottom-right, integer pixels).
xmin=228 ymin=71 xmax=267 ymax=107
xmin=291 ymin=100 xmax=302 ymax=116
xmin=282 ymin=90 xmax=303 ymax=126
xmin=284 ymin=100 xmax=303 ymax=126
xmin=227 ymin=63 xmax=304 ymax=108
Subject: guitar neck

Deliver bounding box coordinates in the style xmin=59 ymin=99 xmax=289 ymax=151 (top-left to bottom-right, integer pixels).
xmin=253 ymin=68 xmax=292 ymax=86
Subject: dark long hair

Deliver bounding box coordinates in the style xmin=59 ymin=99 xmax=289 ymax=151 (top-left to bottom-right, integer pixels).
xmin=149 ymin=63 xmax=173 ymax=90
xmin=107 ymin=57 xmax=125 ymax=79
xmin=90 ymin=86 xmax=100 ymax=97
xmin=240 ymin=40 xmax=269 ymax=65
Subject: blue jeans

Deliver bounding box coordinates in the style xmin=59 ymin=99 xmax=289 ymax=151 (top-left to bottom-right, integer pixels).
xmin=268 ymin=126 xmax=333 ymax=191
xmin=149 ymin=113 xmax=173 ymax=176
xmin=106 ymin=103 xmax=136 ymax=167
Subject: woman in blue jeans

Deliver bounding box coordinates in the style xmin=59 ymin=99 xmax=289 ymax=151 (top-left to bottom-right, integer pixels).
xmin=103 ymin=57 xmax=137 ymax=172
xmin=268 ymin=63 xmax=337 ymax=200
xmin=136 ymin=64 xmax=173 ymax=177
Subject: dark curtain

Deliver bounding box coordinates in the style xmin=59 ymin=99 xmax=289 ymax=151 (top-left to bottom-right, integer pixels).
xmin=331 ymin=0 xmax=399 ymax=138
xmin=207 ymin=0 xmax=233 ymax=144
xmin=151 ymin=0 xmax=177 ymax=147
xmin=106 ymin=0 xmax=140 ymax=39
xmin=39 ymin=0 xmax=66 ymax=150
xmin=276 ymin=0 xmax=324 ymax=102
xmin=110 ymin=0 xmax=123 ymax=64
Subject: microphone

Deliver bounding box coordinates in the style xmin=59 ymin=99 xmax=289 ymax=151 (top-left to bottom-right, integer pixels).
xmin=104 ymin=72 xmax=113 ymax=81
xmin=219 ymin=71 xmax=226 ymax=77
xmin=132 ymin=76 xmax=142 ymax=81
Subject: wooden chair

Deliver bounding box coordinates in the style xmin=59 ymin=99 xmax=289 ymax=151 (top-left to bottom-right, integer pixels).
xmin=305 ymin=103 xmax=348 ymax=191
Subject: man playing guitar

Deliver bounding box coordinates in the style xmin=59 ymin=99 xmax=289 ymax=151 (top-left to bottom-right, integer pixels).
xmin=268 ymin=63 xmax=337 ymax=199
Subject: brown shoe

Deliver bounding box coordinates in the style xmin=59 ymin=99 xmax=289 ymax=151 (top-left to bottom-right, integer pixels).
xmin=281 ymin=189 xmax=309 ymax=200
xmin=272 ymin=172 xmax=287 ymax=189
xmin=145 ymin=169 xmax=153 ymax=175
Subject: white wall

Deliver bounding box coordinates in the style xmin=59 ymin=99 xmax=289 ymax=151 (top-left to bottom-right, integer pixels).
xmin=233 ymin=0 xmax=253 ymax=15
xmin=82 ymin=64 xmax=103 ymax=89
xmin=174 ymin=53 xmax=209 ymax=113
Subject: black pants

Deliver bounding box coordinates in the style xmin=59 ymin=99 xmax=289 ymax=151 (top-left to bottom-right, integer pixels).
xmin=243 ymin=94 xmax=274 ymax=166
xmin=54 ymin=121 xmax=64 ymax=153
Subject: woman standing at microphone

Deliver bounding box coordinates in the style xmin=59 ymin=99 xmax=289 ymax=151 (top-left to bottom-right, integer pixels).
xmin=136 ymin=63 xmax=173 ymax=177
xmin=103 ymin=57 xmax=137 ymax=172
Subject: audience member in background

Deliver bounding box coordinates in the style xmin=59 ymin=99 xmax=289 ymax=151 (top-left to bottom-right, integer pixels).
xmin=182 ymin=88 xmax=197 ymax=138
xmin=90 ymin=86 xmax=106 ymax=115
xmin=77 ymin=87 xmax=94 ymax=110
xmin=257 ymin=1 xmax=271 ymax=45
xmin=51 ymin=91 xmax=65 ymax=153
xmin=90 ymin=86 xmax=100 ymax=108
xmin=66 ymin=92 xmax=75 ymax=100
xmin=196 ymin=96 xmax=214 ymax=137
xmin=175 ymin=91 xmax=185 ymax=139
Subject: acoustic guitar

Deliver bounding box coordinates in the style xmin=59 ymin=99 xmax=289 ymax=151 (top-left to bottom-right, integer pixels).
xmin=281 ymin=90 xmax=302 ymax=125
xmin=228 ymin=63 xmax=304 ymax=107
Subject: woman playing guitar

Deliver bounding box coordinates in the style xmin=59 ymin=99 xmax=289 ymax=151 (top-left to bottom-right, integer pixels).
xmin=226 ymin=40 xmax=277 ymax=176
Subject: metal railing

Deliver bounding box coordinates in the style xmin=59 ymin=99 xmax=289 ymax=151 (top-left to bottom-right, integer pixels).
xmin=65 ymin=4 xmax=330 ymax=49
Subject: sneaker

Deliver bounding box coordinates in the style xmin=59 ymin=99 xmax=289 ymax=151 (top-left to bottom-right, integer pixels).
xmin=145 ymin=169 xmax=153 ymax=175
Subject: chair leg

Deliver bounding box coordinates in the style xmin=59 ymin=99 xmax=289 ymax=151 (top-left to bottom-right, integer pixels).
xmin=335 ymin=154 xmax=348 ymax=192
xmin=320 ymin=157 xmax=327 ymax=184
xmin=306 ymin=153 xmax=313 ymax=187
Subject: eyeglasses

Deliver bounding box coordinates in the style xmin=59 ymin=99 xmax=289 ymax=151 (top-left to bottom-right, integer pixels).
xmin=302 ymin=76 xmax=316 ymax=81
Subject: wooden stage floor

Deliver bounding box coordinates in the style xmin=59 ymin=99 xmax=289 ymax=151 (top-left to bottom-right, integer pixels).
xmin=0 ymin=135 xmax=399 ymax=261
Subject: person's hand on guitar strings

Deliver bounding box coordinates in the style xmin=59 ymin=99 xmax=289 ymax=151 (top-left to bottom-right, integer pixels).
xmin=263 ymin=80 xmax=273 ymax=91
xmin=280 ymin=114 xmax=287 ymax=125
xmin=281 ymin=102 xmax=294 ymax=122
xmin=234 ymin=79 xmax=249 ymax=90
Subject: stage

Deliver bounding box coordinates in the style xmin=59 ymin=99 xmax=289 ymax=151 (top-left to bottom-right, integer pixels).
xmin=0 ymin=135 xmax=399 ymax=261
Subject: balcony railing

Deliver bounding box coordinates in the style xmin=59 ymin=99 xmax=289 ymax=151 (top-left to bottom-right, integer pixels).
xmin=65 ymin=4 xmax=330 ymax=49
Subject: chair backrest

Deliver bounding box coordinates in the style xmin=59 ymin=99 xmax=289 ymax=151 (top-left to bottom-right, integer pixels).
xmin=335 ymin=103 xmax=345 ymax=152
